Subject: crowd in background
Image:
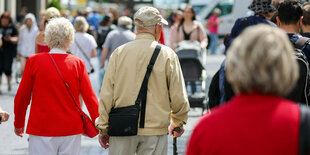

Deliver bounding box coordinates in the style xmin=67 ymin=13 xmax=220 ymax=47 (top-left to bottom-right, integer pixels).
xmin=4 ymin=0 xmax=310 ymax=154
xmin=0 ymin=4 xmax=209 ymax=95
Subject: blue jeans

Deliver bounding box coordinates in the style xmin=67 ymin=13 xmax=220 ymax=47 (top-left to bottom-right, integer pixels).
xmin=209 ymin=33 xmax=218 ymax=54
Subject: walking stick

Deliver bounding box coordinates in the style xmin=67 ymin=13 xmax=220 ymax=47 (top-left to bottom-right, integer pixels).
xmin=173 ymin=127 xmax=181 ymax=155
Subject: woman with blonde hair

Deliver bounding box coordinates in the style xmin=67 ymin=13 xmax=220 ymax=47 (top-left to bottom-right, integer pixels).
xmin=35 ymin=7 xmax=60 ymax=53
xmin=14 ymin=17 xmax=99 ymax=154
xmin=70 ymin=16 xmax=97 ymax=74
xmin=187 ymin=24 xmax=310 ymax=155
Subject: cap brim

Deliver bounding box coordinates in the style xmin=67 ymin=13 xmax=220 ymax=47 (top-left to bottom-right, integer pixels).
xmin=161 ymin=18 xmax=168 ymax=25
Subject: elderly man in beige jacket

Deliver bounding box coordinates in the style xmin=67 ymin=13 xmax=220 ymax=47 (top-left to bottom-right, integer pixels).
xmin=95 ymin=6 xmax=190 ymax=155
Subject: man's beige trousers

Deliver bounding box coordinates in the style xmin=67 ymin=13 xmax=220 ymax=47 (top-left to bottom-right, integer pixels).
xmin=109 ymin=135 xmax=168 ymax=155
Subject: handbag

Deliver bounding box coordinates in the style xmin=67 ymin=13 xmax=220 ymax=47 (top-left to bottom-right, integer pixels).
xmin=108 ymin=44 xmax=162 ymax=136
xmin=74 ymin=38 xmax=95 ymax=74
xmin=48 ymin=54 xmax=98 ymax=138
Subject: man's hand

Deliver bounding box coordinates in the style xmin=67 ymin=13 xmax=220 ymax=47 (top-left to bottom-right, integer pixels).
xmin=0 ymin=110 xmax=9 ymax=122
xmin=15 ymin=128 xmax=24 ymax=137
xmin=98 ymin=135 xmax=109 ymax=149
xmin=169 ymin=124 xmax=184 ymax=138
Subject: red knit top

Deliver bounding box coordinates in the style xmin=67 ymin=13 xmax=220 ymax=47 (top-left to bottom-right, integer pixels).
xmin=14 ymin=52 xmax=99 ymax=136
xmin=187 ymin=94 xmax=299 ymax=155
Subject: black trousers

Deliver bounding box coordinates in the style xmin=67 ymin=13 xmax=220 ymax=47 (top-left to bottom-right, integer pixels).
xmin=0 ymin=50 xmax=13 ymax=76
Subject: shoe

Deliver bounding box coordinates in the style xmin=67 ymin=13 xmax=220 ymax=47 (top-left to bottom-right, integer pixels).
xmin=8 ymin=85 xmax=11 ymax=91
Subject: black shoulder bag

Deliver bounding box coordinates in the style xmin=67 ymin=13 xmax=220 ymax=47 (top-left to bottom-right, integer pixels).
xmin=108 ymin=44 xmax=162 ymax=136
xmin=299 ymin=104 xmax=310 ymax=155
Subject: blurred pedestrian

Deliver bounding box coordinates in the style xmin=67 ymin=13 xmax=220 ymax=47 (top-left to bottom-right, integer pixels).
xmin=14 ymin=17 xmax=99 ymax=154
xmin=302 ymin=3 xmax=310 ymax=37
xmin=109 ymin=7 xmax=120 ymax=26
xmin=16 ymin=6 xmax=28 ymax=30
xmin=216 ymin=0 xmax=277 ymax=106
xmin=187 ymin=24 xmax=307 ymax=155
xmin=207 ymin=8 xmax=223 ymax=54
xmin=0 ymin=106 xmax=9 ymax=123
xmin=96 ymin=14 xmax=114 ymax=65
xmin=0 ymin=12 xmax=18 ymax=93
xmin=17 ymin=13 xmax=39 ymax=75
xmin=169 ymin=10 xmax=183 ymax=47
xmin=96 ymin=6 xmax=190 ymax=154
xmin=35 ymin=7 xmax=60 ymax=53
xmin=70 ymin=16 xmax=97 ymax=74
xmin=170 ymin=5 xmax=207 ymax=50
xmin=225 ymin=0 xmax=277 ymax=50
xmin=99 ymin=16 xmax=135 ymax=85
xmin=276 ymin=0 xmax=310 ymax=104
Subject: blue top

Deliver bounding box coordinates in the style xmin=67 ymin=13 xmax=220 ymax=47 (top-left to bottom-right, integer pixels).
xmin=225 ymin=15 xmax=277 ymax=51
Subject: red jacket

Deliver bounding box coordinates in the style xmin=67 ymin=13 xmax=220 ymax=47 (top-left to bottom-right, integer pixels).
xmin=14 ymin=53 xmax=99 ymax=136
xmin=187 ymin=94 xmax=299 ymax=155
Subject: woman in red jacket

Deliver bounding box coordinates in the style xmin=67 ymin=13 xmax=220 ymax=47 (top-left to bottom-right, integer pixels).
xmin=14 ymin=17 xmax=99 ymax=154
xmin=187 ymin=24 xmax=309 ymax=155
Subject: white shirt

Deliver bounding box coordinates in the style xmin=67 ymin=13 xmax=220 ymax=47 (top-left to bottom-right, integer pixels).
xmin=17 ymin=26 xmax=39 ymax=57
xmin=70 ymin=32 xmax=97 ymax=72
xmin=49 ymin=48 xmax=67 ymax=54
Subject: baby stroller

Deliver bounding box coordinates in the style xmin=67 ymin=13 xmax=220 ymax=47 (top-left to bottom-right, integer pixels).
xmin=176 ymin=41 xmax=207 ymax=114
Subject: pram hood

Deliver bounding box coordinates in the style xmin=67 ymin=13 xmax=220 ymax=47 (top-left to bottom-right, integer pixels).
xmin=176 ymin=40 xmax=205 ymax=69
xmin=176 ymin=41 xmax=206 ymax=81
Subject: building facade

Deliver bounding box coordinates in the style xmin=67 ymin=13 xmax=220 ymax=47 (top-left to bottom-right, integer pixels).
xmin=0 ymin=0 xmax=47 ymax=22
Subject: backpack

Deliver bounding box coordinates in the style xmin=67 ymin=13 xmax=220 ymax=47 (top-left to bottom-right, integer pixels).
xmin=287 ymin=36 xmax=310 ymax=105
xmin=96 ymin=26 xmax=112 ymax=48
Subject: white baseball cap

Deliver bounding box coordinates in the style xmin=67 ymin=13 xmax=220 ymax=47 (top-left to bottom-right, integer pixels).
xmin=134 ymin=6 xmax=168 ymax=28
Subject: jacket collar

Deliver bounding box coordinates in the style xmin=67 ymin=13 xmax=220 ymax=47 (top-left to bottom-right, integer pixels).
xmin=135 ymin=33 xmax=155 ymax=41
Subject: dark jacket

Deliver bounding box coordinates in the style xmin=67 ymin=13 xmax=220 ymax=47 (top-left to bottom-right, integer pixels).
xmin=225 ymin=15 xmax=276 ymax=51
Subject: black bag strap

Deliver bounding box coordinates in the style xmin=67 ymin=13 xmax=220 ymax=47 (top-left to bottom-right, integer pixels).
xmin=295 ymin=37 xmax=310 ymax=51
xmin=299 ymin=104 xmax=310 ymax=155
xmin=135 ymin=44 xmax=162 ymax=128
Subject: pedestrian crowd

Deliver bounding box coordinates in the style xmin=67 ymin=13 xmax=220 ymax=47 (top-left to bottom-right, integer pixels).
xmin=1 ymin=4 xmax=192 ymax=155
xmin=1 ymin=0 xmax=310 ymax=154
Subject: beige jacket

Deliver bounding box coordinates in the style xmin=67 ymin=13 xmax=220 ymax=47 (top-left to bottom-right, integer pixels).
xmin=95 ymin=33 xmax=190 ymax=136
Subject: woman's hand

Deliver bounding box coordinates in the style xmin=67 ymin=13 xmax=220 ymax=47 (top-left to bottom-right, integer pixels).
xmin=14 ymin=128 xmax=24 ymax=137
xmin=98 ymin=135 xmax=110 ymax=149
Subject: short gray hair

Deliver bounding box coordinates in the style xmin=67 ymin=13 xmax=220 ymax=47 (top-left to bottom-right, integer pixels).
xmin=226 ymin=24 xmax=298 ymax=97
xmin=74 ymin=16 xmax=89 ymax=32
xmin=45 ymin=17 xmax=75 ymax=49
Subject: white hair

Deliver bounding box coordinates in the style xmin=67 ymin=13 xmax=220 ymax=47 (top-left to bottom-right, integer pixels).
xmin=74 ymin=16 xmax=89 ymax=32
xmin=45 ymin=17 xmax=75 ymax=49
